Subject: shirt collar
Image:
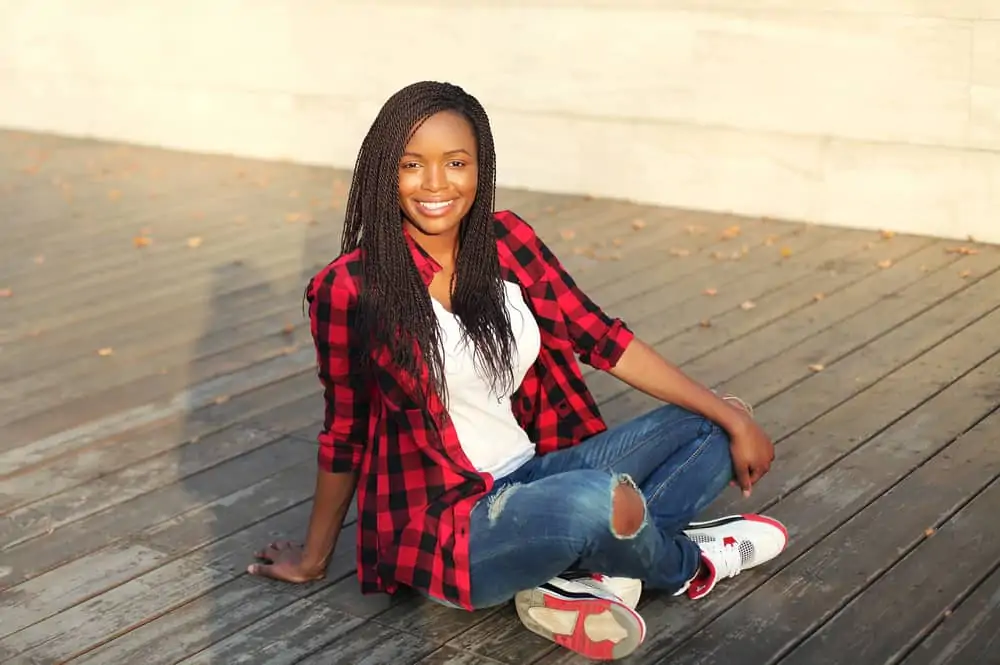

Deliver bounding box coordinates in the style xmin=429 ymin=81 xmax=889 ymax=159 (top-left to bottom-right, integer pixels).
xmin=403 ymin=225 xmax=444 ymax=286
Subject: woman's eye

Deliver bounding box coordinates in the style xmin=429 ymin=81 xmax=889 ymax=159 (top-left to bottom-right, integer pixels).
xmin=447 ymin=160 xmax=465 ymax=168
xmin=401 ymin=162 xmax=420 ymax=169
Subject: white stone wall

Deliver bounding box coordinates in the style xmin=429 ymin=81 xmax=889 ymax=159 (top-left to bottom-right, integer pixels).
xmin=1 ymin=0 xmax=997 ymax=243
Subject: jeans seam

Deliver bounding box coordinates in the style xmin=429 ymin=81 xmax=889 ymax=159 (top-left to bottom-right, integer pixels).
xmin=603 ymin=414 xmax=706 ymax=473
xmin=645 ymin=421 xmax=717 ymax=507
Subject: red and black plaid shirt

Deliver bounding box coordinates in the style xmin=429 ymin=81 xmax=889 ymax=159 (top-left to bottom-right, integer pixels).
xmin=306 ymin=210 xmax=634 ymax=610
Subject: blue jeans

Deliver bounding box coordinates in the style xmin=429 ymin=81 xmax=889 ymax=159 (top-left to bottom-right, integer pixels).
xmin=463 ymin=404 xmax=734 ymax=609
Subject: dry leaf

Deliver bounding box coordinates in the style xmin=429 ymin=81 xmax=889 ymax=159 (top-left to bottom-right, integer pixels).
xmin=612 ymin=238 xmax=624 ymax=247
xmin=544 ymin=206 xmax=556 ymax=213
xmin=282 ymin=323 xmax=295 ymax=335
xmin=699 ymin=319 xmax=712 ymax=328
xmin=573 ymin=246 xmax=587 ymax=255
xmin=34 ymin=255 xmax=45 ymax=264
xmin=924 ymin=527 xmax=936 ymax=537
xmin=559 ymin=229 xmax=577 ymax=241
xmin=863 ymin=242 xmax=875 ymax=250
xmin=108 ymin=189 xmax=122 ymax=201
xmin=98 ymin=347 xmax=114 ymax=357
xmin=877 ymin=259 xmax=894 ymax=269
xmin=0 ymin=288 xmax=12 ymax=298
xmin=133 ymin=235 xmax=152 ymax=248
xmin=686 ymin=225 xmax=706 ymax=235
xmin=280 ymin=345 xmax=299 ymax=355
xmin=214 ymin=395 xmax=231 ymax=405
xmin=780 ymin=247 xmax=794 ymax=258
xmin=703 ymin=288 xmax=718 ymax=296
xmin=763 ymin=235 xmax=780 ymax=246
xmin=720 ymin=225 xmax=741 ymax=240
xmin=813 ymin=293 xmax=826 ymax=302
xmin=186 ymin=236 xmax=203 ymax=248
xmin=740 ymin=300 xmax=757 ymax=311
xmin=808 ymin=363 xmax=825 ymax=372
xmin=285 ymin=212 xmax=303 ymax=223
xmin=631 ymin=219 xmax=646 ymax=231
xmin=880 ymin=229 xmax=896 ymax=239
xmin=669 ymin=248 xmax=691 ymax=257
xmin=610 ymin=252 xmax=622 ymax=261
xmin=959 ymin=269 xmax=972 ymax=279
xmin=946 ymin=246 xmax=979 ymax=256
xmin=943 ymin=609 xmax=952 ymax=618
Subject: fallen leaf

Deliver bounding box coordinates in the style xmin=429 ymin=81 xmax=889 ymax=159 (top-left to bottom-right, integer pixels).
xmin=877 ymin=259 xmax=894 ymax=269
xmin=186 ymin=236 xmax=203 ymax=248
xmin=880 ymin=229 xmax=896 ymax=239
xmin=813 ymin=293 xmax=826 ymax=302
xmin=943 ymin=609 xmax=952 ymax=618
xmin=610 ymin=252 xmax=622 ymax=261
xmin=669 ymin=248 xmax=691 ymax=257
xmin=686 ymin=225 xmax=707 ymax=235
xmin=285 ymin=212 xmax=303 ymax=223
xmin=0 ymin=288 xmax=12 ymax=298
xmin=543 ymin=206 xmax=556 ymax=213
xmin=280 ymin=345 xmax=299 ymax=355
xmin=920 ymin=265 xmax=930 ymax=272
xmin=108 ymin=189 xmax=121 ymax=201
xmin=699 ymin=320 xmax=712 ymax=328
xmin=559 ymin=229 xmax=577 ymax=241
xmin=740 ymin=300 xmax=757 ymax=310
xmin=234 ymin=215 xmax=247 ymax=224
xmin=710 ymin=251 xmax=726 ymax=260
xmin=924 ymin=527 xmax=936 ymax=537
xmin=703 ymin=288 xmax=718 ymax=296
xmin=959 ymin=269 xmax=972 ymax=279
xmin=34 ymin=255 xmax=45 ymax=264
xmin=720 ymin=225 xmax=741 ymax=240
xmin=631 ymin=219 xmax=646 ymax=231
xmin=308 ymin=218 xmax=319 ymax=226
xmin=863 ymin=242 xmax=875 ymax=250
xmin=573 ymin=246 xmax=587 ymax=255
xmin=946 ymin=246 xmax=979 ymax=256
xmin=282 ymin=323 xmax=295 ymax=335
xmin=214 ymin=395 xmax=231 ymax=405
xmin=133 ymin=235 xmax=152 ymax=248
xmin=780 ymin=247 xmax=794 ymax=258
xmin=612 ymin=238 xmax=624 ymax=247
xmin=808 ymin=363 xmax=825 ymax=372
xmin=98 ymin=347 xmax=114 ymax=356
xmin=763 ymin=235 xmax=780 ymax=246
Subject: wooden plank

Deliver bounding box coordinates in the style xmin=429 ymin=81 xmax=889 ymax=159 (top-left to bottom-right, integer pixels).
xmin=584 ymin=230 xmax=936 ymax=404
xmin=0 ymin=387 xmax=321 ymax=515
xmin=0 ymin=438 xmax=312 ymax=589
xmin=0 ymin=347 xmax=314 ymax=459
xmin=377 ymin=596 xmax=505 ymax=644
xmin=642 ymin=407 xmax=1000 ymax=665
xmin=416 ymin=647 xmax=509 ymax=665
xmin=779 ymin=476 xmax=1000 ymax=665
xmin=293 ymin=621 xmax=438 ymax=665
xmin=0 ymin=543 xmax=168 ymax=639
xmin=902 ymin=565 xmax=1000 ymax=665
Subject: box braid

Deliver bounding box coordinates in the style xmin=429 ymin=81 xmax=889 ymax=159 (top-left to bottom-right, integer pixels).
xmin=340 ymin=81 xmax=515 ymax=413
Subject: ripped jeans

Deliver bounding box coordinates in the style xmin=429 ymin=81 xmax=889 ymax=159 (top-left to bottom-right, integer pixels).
xmin=463 ymin=403 xmax=734 ymax=609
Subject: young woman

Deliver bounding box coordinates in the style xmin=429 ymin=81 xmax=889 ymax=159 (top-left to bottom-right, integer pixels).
xmin=248 ymin=81 xmax=787 ymax=661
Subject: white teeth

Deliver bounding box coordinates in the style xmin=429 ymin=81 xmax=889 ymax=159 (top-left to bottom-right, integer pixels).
xmin=419 ymin=200 xmax=453 ymax=210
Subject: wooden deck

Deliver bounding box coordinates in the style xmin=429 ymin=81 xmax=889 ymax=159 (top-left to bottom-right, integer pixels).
xmin=1 ymin=130 xmax=999 ymax=665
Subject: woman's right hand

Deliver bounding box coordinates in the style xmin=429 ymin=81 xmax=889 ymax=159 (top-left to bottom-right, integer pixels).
xmin=247 ymin=540 xmax=327 ymax=584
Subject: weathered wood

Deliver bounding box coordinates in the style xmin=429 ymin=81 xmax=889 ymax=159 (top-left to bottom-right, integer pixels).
xmin=780 ymin=476 xmax=1000 ymax=665
xmin=293 ymin=620 xmax=438 ymax=665
xmin=902 ymin=565 xmax=1000 ymax=665
xmin=416 ymin=646 xmax=509 ymax=665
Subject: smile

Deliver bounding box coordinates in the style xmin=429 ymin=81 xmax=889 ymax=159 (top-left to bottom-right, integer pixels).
xmin=417 ymin=200 xmax=455 ymax=212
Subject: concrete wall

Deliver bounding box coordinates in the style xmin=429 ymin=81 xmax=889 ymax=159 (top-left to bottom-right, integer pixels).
xmin=1 ymin=1 xmax=998 ymax=243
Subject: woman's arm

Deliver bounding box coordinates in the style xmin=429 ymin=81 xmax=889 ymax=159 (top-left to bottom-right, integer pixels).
xmin=609 ymin=337 xmax=775 ymax=496
xmin=300 ymin=468 xmax=359 ymax=573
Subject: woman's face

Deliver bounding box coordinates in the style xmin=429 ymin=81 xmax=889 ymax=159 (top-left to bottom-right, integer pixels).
xmin=398 ymin=110 xmax=479 ymax=242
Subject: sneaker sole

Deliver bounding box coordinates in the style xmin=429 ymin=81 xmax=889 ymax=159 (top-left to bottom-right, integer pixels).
xmin=514 ymin=586 xmax=645 ymax=661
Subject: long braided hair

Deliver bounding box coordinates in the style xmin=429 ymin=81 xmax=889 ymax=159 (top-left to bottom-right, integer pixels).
xmin=341 ymin=81 xmax=515 ymax=411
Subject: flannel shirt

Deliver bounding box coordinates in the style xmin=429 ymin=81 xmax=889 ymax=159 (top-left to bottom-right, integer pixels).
xmin=306 ymin=209 xmax=635 ymax=610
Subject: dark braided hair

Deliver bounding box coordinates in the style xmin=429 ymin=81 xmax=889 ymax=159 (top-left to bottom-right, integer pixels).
xmin=341 ymin=81 xmax=515 ymax=412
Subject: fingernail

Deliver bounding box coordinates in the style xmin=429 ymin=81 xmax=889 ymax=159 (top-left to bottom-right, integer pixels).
xmin=743 ymin=490 xmax=751 ymax=498
xmin=247 ymin=564 xmax=255 ymax=574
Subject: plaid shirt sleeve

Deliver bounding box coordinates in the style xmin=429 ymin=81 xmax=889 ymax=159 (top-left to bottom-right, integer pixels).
xmin=499 ymin=210 xmax=635 ymax=371
xmin=306 ymin=266 xmax=370 ymax=473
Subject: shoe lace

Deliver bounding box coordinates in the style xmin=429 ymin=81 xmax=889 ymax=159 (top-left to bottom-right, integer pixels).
xmin=706 ymin=538 xmax=744 ymax=580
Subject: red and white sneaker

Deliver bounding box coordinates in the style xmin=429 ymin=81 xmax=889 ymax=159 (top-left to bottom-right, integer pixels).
xmin=514 ymin=576 xmax=646 ymax=661
xmin=678 ymin=514 xmax=788 ymax=600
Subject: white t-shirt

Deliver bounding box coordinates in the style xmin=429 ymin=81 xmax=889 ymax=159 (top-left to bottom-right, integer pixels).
xmin=432 ymin=281 xmax=541 ymax=479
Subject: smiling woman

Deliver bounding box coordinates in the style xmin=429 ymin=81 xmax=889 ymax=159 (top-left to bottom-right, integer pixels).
xmin=248 ymin=81 xmax=789 ymax=661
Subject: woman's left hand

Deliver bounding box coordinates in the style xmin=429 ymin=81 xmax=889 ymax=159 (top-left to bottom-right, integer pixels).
xmin=725 ymin=408 xmax=775 ymax=498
